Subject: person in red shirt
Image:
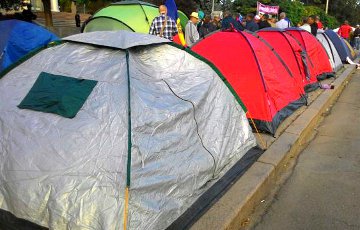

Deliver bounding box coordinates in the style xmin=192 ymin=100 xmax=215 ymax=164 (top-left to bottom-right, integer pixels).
xmin=338 ymin=20 xmax=353 ymax=42
xmin=315 ymin=16 xmax=323 ymax=30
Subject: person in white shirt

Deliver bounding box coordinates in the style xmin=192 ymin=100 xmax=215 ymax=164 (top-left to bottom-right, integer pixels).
xmin=276 ymin=12 xmax=290 ymax=29
xmin=299 ymin=17 xmax=311 ymax=33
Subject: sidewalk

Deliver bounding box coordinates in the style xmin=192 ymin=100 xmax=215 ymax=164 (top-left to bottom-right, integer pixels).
xmin=190 ymin=62 xmax=357 ymax=230
xmin=253 ymin=72 xmax=360 ymax=230
xmin=35 ymin=12 xmax=91 ymax=37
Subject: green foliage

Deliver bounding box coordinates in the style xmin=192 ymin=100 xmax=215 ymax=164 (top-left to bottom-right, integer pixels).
xmin=0 ymin=0 xmax=21 ymax=9
xmin=274 ymin=0 xmax=305 ymax=26
xmin=304 ymin=5 xmax=339 ymax=28
xmin=50 ymin=0 xmax=354 ymax=29
xmin=233 ymin=0 xmax=257 ymax=15
xmin=59 ymin=0 xmax=71 ymax=12
xmin=322 ymin=15 xmax=339 ymax=29
xmin=86 ymin=0 xmax=110 ymax=14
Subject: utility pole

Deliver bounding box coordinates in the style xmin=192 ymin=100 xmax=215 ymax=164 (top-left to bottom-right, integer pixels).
xmin=212 ymin=0 xmax=215 ymax=12
xmin=325 ymin=0 xmax=329 ymax=14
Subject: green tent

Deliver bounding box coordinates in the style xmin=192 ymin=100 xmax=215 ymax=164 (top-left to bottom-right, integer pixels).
xmin=83 ymin=1 xmax=188 ymax=34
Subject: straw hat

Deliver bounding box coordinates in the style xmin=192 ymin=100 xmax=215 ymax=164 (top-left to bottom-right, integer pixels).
xmin=190 ymin=12 xmax=199 ymax=19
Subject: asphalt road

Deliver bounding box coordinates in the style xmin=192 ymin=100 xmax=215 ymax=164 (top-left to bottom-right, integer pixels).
xmin=253 ymin=71 xmax=360 ymax=230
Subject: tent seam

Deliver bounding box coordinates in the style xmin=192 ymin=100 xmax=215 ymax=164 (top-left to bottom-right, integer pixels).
xmin=162 ymin=79 xmax=217 ymax=176
xmin=168 ymin=43 xmax=247 ymax=112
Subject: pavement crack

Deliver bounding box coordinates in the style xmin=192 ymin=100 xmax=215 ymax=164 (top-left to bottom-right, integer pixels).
xmin=318 ymin=133 xmax=360 ymax=141
xmin=256 ymin=160 xmax=276 ymax=167
xmin=336 ymin=100 xmax=360 ymax=108
xmin=332 ymin=217 xmax=360 ymax=228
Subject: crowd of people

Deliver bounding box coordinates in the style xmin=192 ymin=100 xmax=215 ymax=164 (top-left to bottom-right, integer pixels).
xmin=149 ymin=5 xmax=359 ymax=50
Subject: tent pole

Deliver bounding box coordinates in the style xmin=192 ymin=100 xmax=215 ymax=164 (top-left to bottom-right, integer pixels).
xmin=123 ymin=49 xmax=132 ymax=230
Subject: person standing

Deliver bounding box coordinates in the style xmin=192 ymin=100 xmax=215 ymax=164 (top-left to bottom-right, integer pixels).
xmin=299 ymin=17 xmax=311 ymax=33
xmin=75 ymin=13 xmax=81 ymax=27
xmin=212 ymin=15 xmax=222 ymax=30
xmin=222 ymin=11 xmax=244 ymax=31
xmin=199 ymin=15 xmax=216 ymax=38
xmin=21 ymin=4 xmax=37 ymax=22
xmin=353 ymin=25 xmax=360 ymax=50
xmin=308 ymin=15 xmax=318 ymax=36
xmin=258 ymin=14 xmax=271 ymax=30
xmin=315 ymin=16 xmax=323 ymax=30
xmin=185 ymin=12 xmax=200 ymax=47
xmin=254 ymin=15 xmax=261 ymax=24
xmin=149 ymin=5 xmax=178 ymax=41
xmin=276 ymin=12 xmax=290 ymax=29
xmin=338 ymin=20 xmax=353 ymax=42
xmin=269 ymin=17 xmax=277 ymax=27
xmin=245 ymin=13 xmax=259 ymax=32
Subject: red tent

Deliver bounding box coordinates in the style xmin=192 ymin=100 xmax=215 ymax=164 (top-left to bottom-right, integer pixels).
xmin=191 ymin=31 xmax=306 ymax=135
xmin=257 ymin=28 xmax=320 ymax=92
xmin=285 ymin=28 xmax=334 ymax=81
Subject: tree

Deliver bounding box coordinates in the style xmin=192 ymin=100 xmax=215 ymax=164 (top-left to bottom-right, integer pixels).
xmin=328 ymin=0 xmax=360 ymax=25
xmin=233 ymin=0 xmax=257 ymax=15
xmin=42 ymin=0 xmax=54 ymax=27
xmin=0 ymin=0 xmax=21 ymax=9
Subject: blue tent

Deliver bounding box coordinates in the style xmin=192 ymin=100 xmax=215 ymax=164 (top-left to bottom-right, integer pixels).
xmin=325 ymin=30 xmax=356 ymax=63
xmin=0 ymin=20 xmax=59 ymax=72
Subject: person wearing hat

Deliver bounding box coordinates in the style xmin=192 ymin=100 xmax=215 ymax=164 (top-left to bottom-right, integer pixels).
xmin=353 ymin=24 xmax=360 ymax=50
xmin=149 ymin=5 xmax=178 ymax=41
xmin=185 ymin=12 xmax=200 ymax=47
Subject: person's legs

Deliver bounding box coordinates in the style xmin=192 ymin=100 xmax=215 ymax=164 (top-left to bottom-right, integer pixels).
xmin=356 ymin=37 xmax=360 ymax=50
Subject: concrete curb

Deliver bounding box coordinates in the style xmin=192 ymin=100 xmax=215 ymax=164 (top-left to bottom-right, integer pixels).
xmin=190 ymin=64 xmax=357 ymax=230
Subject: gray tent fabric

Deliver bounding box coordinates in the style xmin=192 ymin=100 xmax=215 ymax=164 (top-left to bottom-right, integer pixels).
xmin=316 ymin=30 xmax=343 ymax=72
xmin=0 ymin=31 xmax=256 ymax=229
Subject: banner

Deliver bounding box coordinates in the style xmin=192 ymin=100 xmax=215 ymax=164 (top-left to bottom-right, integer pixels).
xmin=257 ymin=2 xmax=280 ymax=15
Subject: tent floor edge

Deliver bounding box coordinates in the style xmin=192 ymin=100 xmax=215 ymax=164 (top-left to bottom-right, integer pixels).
xmin=317 ymin=72 xmax=336 ymax=81
xmin=166 ymin=146 xmax=264 ymax=230
xmin=304 ymin=82 xmax=321 ymax=93
xmin=250 ymin=96 xmax=308 ymax=135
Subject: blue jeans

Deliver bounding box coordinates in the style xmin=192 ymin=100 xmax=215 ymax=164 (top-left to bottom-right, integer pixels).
xmin=355 ymin=37 xmax=360 ymax=50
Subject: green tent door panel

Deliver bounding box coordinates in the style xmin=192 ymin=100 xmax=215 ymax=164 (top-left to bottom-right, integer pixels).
xmin=84 ymin=3 xmax=189 ymax=34
xmin=177 ymin=10 xmax=188 ymax=31
xmin=141 ymin=5 xmax=161 ymax=27
xmin=93 ymin=5 xmax=158 ymax=33
xmin=83 ymin=17 xmax=133 ymax=33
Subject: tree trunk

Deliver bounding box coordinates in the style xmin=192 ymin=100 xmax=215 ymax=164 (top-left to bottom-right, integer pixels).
xmin=42 ymin=0 xmax=53 ymax=27
xmin=71 ymin=1 xmax=77 ymax=14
